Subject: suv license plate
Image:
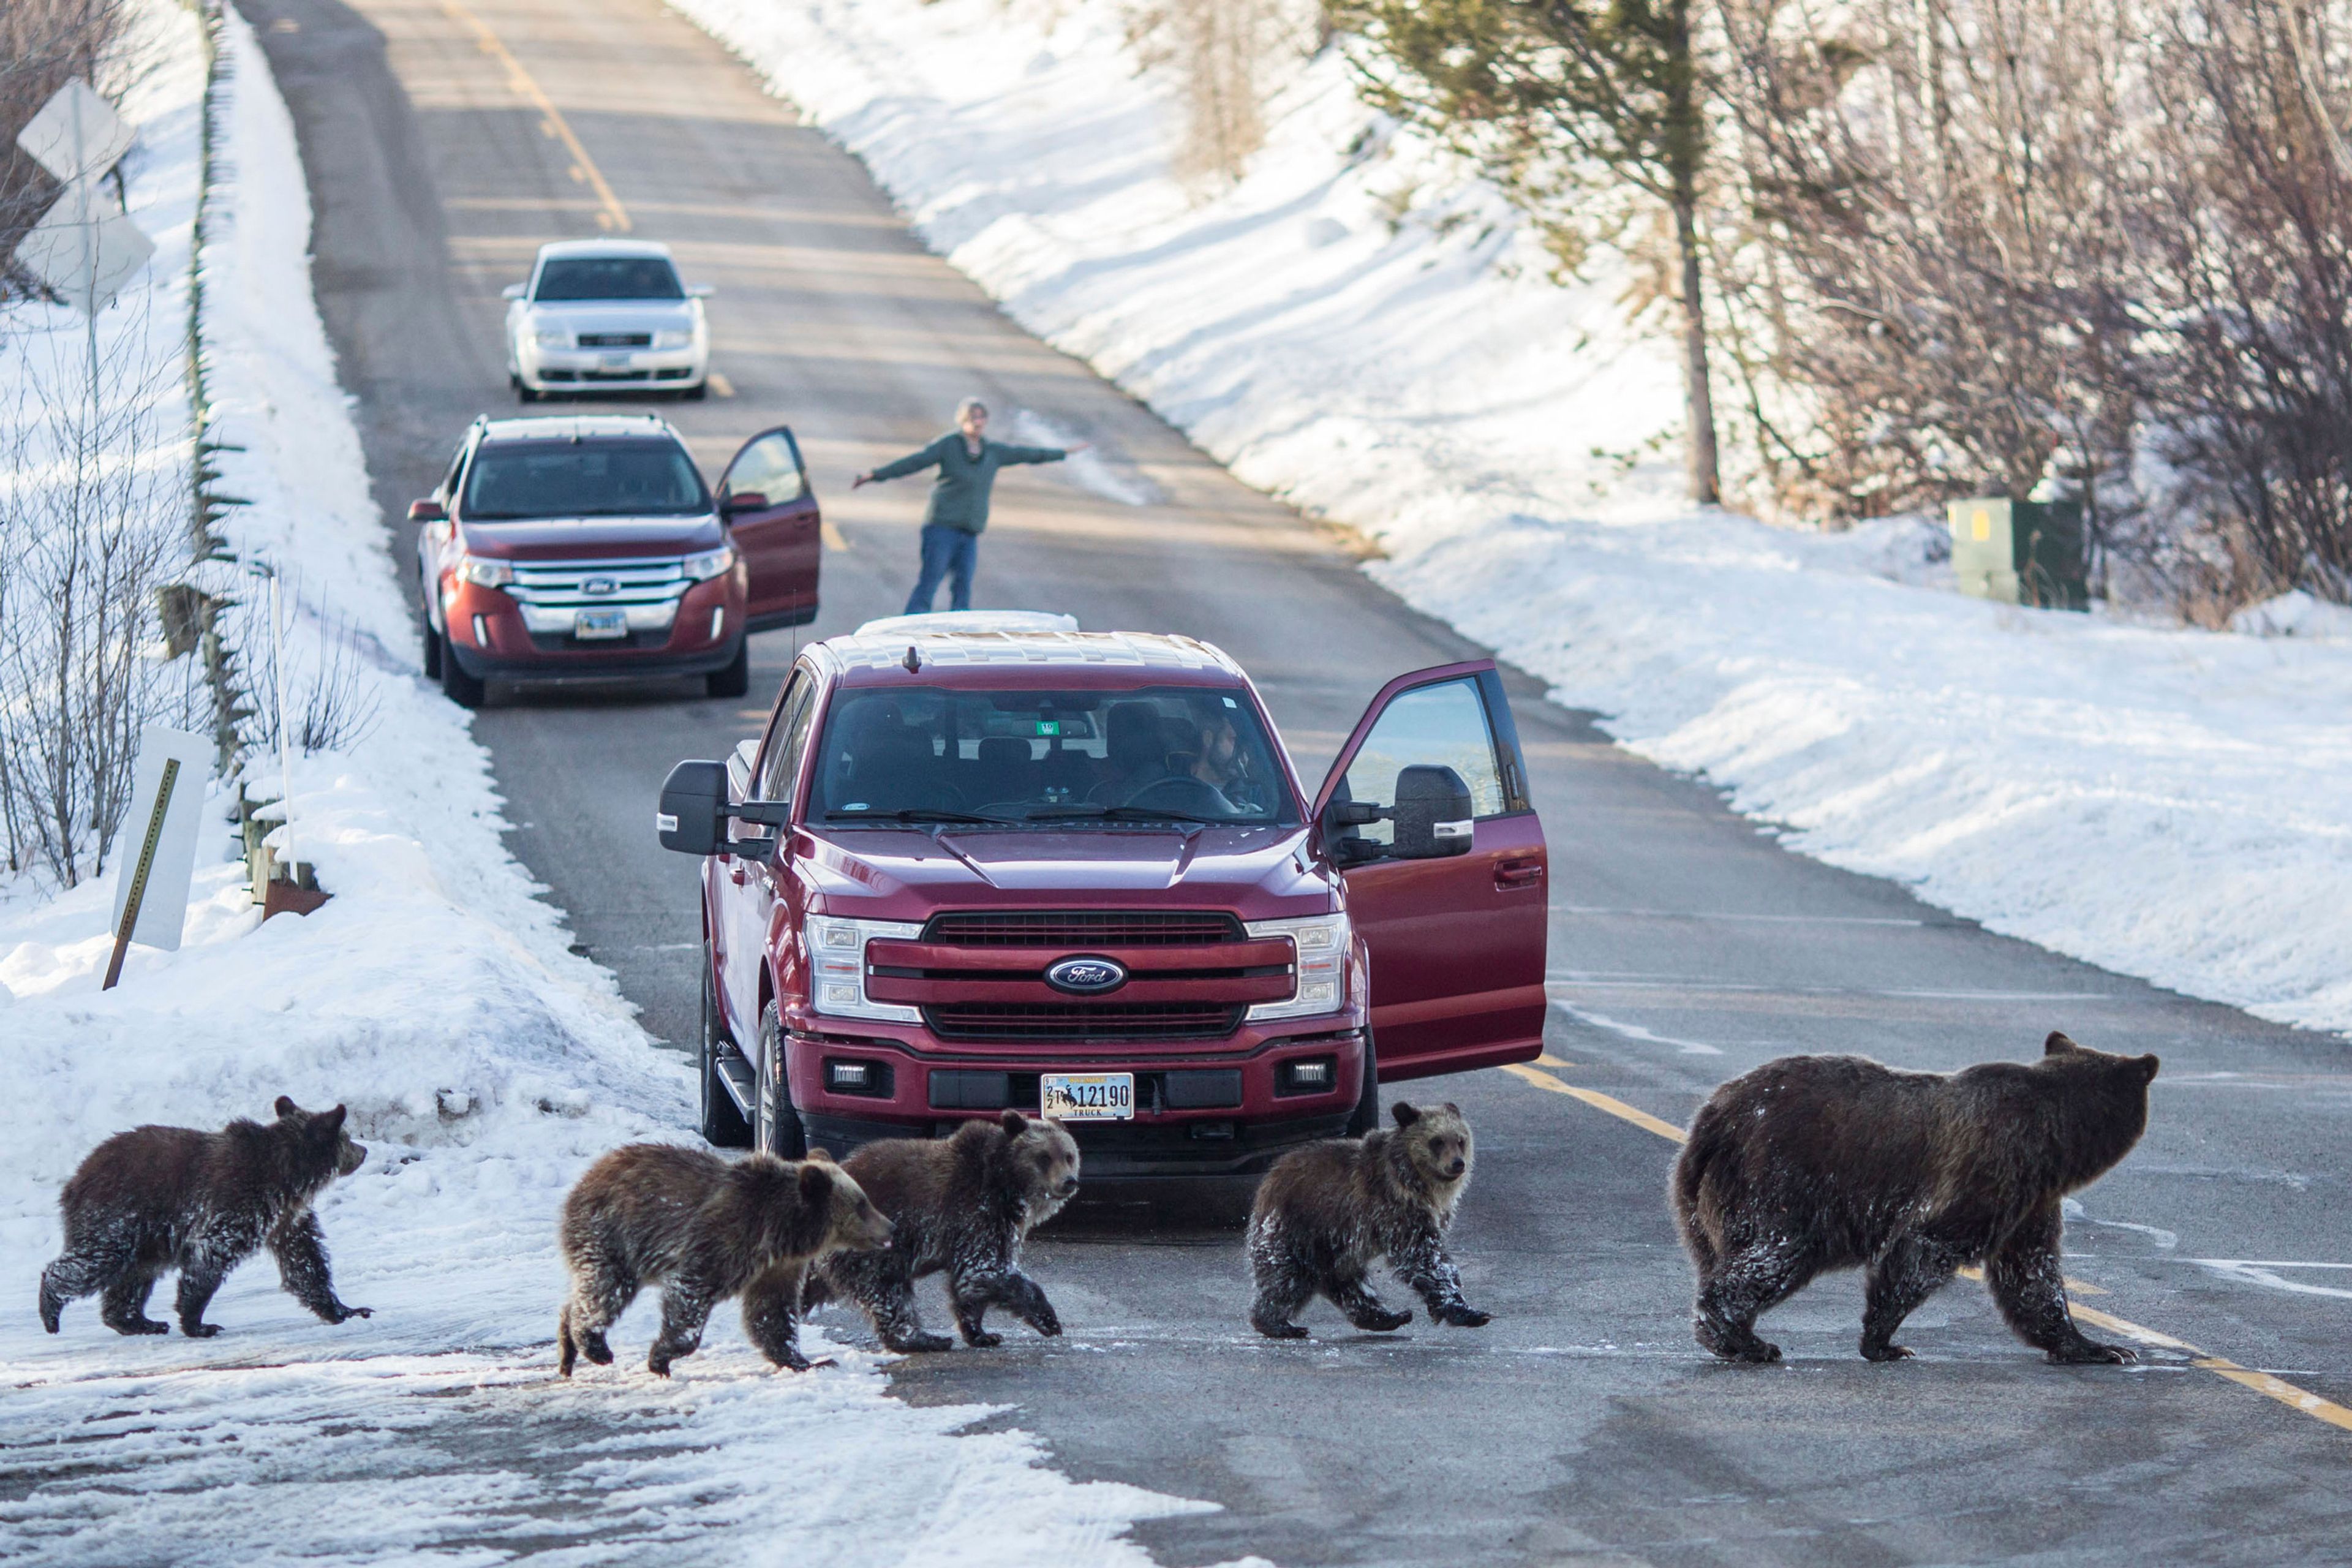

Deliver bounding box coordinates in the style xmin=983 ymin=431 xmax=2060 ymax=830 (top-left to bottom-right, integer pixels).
xmin=574 ymin=608 xmax=628 ymax=639
xmin=1041 ymin=1072 xmax=1134 ymax=1121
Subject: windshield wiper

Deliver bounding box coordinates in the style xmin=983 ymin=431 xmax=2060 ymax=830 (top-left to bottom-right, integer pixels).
xmin=1023 ymin=805 xmax=1229 ymax=825
xmin=822 ymin=808 xmax=1017 ymax=825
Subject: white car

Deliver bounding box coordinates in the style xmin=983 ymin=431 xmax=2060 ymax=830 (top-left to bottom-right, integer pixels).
xmin=503 ymin=239 xmax=712 ymax=401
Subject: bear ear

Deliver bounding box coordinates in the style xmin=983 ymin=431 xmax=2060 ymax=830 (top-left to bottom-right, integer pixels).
xmin=325 ymin=1105 xmax=347 ymax=1131
xmin=1442 ymin=1102 xmax=1460 ymax=1116
xmin=2137 ymin=1053 xmax=2161 ymax=1084
xmin=1391 ymin=1102 xmax=1420 ymax=1128
xmin=274 ymin=1095 xmax=300 ymax=1118
xmin=998 ymin=1109 xmax=1029 ymax=1138
xmin=2043 ymin=1031 xmax=2081 ymax=1056
xmin=805 ymin=1145 xmax=837 ymax=1164
xmin=799 ymin=1163 xmax=834 ymax=1202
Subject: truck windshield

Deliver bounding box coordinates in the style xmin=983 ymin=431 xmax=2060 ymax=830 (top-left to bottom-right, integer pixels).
xmin=533 ymin=257 xmax=684 ymax=301
xmin=810 ymin=685 xmax=1298 ymax=826
xmin=462 ymin=440 xmax=710 ymax=520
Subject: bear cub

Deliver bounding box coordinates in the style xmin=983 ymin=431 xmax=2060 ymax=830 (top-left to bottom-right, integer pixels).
xmin=1672 ymin=1030 xmax=2161 ymax=1365
xmin=40 ymin=1097 xmax=371 ymax=1339
xmin=557 ymin=1143 xmax=891 ymax=1377
xmin=1248 ymin=1101 xmax=1489 ymax=1339
xmin=801 ymin=1110 xmax=1079 ymax=1352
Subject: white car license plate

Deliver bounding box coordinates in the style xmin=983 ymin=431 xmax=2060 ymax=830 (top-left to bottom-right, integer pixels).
xmin=574 ymin=608 xmax=628 ymax=639
xmin=600 ymin=352 xmax=634 ymax=368
xmin=1041 ymin=1072 xmax=1133 ymax=1121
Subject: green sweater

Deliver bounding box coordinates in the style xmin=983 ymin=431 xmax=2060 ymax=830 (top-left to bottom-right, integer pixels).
xmin=867 ymin=433 xmax=1065 ymax=534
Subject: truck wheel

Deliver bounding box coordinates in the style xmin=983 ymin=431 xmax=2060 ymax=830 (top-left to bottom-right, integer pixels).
xmin=440 ymin=631 xmax=487 ymax=709
xmin=698 ymin=963 xmax=752 ymax=1147
xmin=1345 ymin=1030 xmax=1380 ymax=1137
xmin=755 ymin=1001 xmax=805 ymax=1158
xmin=706 ymin=639 xmax=750 ymax=699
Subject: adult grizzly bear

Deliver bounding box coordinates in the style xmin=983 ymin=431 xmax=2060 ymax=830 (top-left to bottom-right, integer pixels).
xmin=1246 ymin=1101 xmax=1490 ymax=1339
xmin=557 ymin=1145 xmax=891 ymax=1377
xmin=801 ymin=1110 xmax=1079 ymax=1352
xmin=1672 ymin=1031 xmax=2160 ymax=1365
xmin=39 ymin=1098 xmax=370 ymax=1338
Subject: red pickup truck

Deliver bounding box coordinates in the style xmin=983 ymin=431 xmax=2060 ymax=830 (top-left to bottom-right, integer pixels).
xmin=657 ymin=614 xmax=1548 ymax=1178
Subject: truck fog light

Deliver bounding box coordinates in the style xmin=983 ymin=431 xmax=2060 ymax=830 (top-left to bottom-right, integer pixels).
xmin=824 ymin=1058 xmax=890 ymax=1096
xmin=1276 ymin=1055 xmax=1339 ymax=1096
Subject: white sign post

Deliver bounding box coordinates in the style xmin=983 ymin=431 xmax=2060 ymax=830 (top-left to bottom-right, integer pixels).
xmin=13 ymin=79 xmax=153 ymax=432
xmin=103 ymin=726 xmax=213 ymax=990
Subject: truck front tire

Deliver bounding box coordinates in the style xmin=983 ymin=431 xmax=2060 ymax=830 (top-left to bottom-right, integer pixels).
xmin=755 ymin=1001 xmax=805 ymax=1158
xmin=698 ymin=963 xmax=752 ymax=1147
xmin=1346 ymin=1030 xmax=1380 ymax=1137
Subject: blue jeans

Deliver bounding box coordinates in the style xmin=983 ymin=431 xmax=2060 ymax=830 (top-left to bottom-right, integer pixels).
xmin=905 ymin=523 xmax=978 ymax=614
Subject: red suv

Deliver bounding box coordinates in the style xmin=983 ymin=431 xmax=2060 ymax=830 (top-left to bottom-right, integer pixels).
xmin=657 ymin=615 xmax=1549 ymax=1178
xmin=412 ymin=413 xmax=822 ymax=706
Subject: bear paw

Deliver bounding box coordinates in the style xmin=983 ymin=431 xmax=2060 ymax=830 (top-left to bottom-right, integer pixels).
xmin=325 ymin=1303 xmax=374 ymax=1324
xmin=107 ymin=1316 xmax=171 ymax=1336
xmin=1352 ymin=1308 xmax=1412 ymax=1333
xmin=647 ymin=1355 xmax=674 ymax=1378
xmin=886 ymin=1331 xmax=956 ymax=1354
xmin=1252 ymin=1319 xmax=1310 ymax=1340
xmin=1860 ymin=1342 xmax=1915 ymax=1362
xmin=1022 ymin=1306 xmax=1063 ymax=1338
xmin=2049 ymin=1340 xmax=2137 ymax=1366
xmin=1436 ymin=1303 xmax=1491 ymax=1328
xmin=581 ymin=1332 xmax=614 ymax=1366
xmin=962 ymin=1330 xmax=1004 ymax=1349
xmin=181 ymin=1321 xmax=222 ymax=1339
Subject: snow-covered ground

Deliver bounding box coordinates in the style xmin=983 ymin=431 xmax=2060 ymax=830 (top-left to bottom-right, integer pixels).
xmin=668 ymin=0 xmax=2352 ymax=1040
xmin=0 ymin=7 xmax=1212 ymax=1561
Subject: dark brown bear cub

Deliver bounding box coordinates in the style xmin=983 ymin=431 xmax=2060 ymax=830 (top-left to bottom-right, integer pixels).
xmin=556 ymin=1144 xmax=891 ymax=1378
xmin=1672 ymin=1031 xmax=2160 ymax=1365
xmin=1247 ymin=1101 xmax=1489 ymax=1339
xmin=801 ymin=1110 xmax=1079 ymax=1352
xmin=39 ymin=1098 xmax=371 ymax=1338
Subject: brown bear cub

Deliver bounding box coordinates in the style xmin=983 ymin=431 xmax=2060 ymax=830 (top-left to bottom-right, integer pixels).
xmin=1672 ymin=1031 xmax=2161 ymax=1366
xmin=39 ymin=1098 xmax=371 ymax=1339
xmin=800 ymin=1110 xmax=1079 ymax=1352
xmin=556 ymin=1144 xmax=891 ymax=1378
xmin=1247 ymin=1101 xmax=1490 ymax=1339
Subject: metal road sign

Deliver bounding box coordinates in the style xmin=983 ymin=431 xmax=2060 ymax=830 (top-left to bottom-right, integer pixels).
xmin=16 ymin=78 xmax=134 ymax=186
xmin=15 ymin=183 xmax=154 ymax=315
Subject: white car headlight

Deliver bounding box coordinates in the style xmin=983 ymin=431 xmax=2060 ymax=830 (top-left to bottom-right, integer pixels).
xmin=806 ymin=915 xmax=924 ymax=1023
xmin=533 ymin=328 xmax=569 ymax=347
xmin=1245 ymin=911 xmax=1352 ymax=1021
xmin=682 ymin=545 xmax=735 ymax=581
xmin=456 ymin=556 xmax=512 ymax=588
xmin=653 ymin=329 xmax=693 ymax=350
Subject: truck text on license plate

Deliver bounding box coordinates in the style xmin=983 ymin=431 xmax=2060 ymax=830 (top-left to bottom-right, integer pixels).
xmin=574 ymin=608 xmax=628 ymax=639
xmin=1040 ymin=1072 xmax=1133 ymax=1121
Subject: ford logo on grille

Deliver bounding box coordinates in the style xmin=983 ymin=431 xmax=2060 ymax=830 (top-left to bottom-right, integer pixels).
xmin=582 ymin=577 xmax=618 ymax=597
xmin=1045 ymin=956 xmax=1127 ymax=995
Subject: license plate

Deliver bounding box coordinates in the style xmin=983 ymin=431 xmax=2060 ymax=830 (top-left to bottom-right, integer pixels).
xmin=1040 ymin=1072 xmax=1133 ymax=1121
xmin=600 ymin=352 xmax=634 ymax=368
xmin=574 ymin=608 xmax=628 ymax=639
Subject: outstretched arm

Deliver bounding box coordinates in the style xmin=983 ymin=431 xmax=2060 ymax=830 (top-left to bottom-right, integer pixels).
xmin=270 ymin=1210 xmax=371 ymax=1324
xmin=1388 ymin=1219 xmax=1490 ymax=1327
xmin=996 ymin=441 xmax=1087 ymax=466
xmin=854 ymin=435 xmax=950 ymax=489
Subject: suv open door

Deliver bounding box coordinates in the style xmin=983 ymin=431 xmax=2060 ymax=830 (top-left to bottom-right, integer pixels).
xmin=1314 ymin=660 xmax=1547 ymax=1081
xmin=716 ymin=426 xmax=821 ymax=631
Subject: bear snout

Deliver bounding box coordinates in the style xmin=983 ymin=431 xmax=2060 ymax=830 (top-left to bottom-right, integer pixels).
xmin=1055 ymin=1177 xmax=1080 ymax=1199
xmin=338 ymin=1141 xmax=368 ymax=1176
xmin=1443 ymin=1158 xmax=1466 ymax=1178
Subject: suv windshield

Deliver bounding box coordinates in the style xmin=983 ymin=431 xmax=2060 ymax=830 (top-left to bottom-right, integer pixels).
xmin=810 ymin=685 xmax=1298 ymax=826
xmin=533 ymin=257 xmax=684 ymax=301
xmin=461 ymin=439 xmax=710 ymax=521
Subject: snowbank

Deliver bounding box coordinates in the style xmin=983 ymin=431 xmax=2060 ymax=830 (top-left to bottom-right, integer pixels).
xmin=668 ymin=0 xmax=2352 ymax=1039
xmin=0 ymin=7 xmax=1210 ymax=1560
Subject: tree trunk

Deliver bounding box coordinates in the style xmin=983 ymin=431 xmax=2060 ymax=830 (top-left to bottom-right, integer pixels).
xmin=1673 ymin=190 xmax=1722 ymax=506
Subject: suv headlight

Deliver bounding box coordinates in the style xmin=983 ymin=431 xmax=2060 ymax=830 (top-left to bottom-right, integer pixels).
xmin=456 ymin=556 xmax=512 ymax=587
xmin=653 ymin=329 xmax=693 ymax=349
xmin=533 ymin=327 xmax=568 ymax=347
xmin=682 ymin=545 xmax=735 ymax=581
xmin=1245 ymin=911 xmax=1351 ymax=1021
xmin=806 ymin=915 xmax=924 ymax=1023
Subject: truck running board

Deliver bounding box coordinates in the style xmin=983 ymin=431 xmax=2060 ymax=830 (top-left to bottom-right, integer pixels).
xmin=715 ymin=1054 xmax=756 ymax=1117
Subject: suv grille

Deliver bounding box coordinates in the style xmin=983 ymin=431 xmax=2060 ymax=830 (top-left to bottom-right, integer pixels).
xmin=924 ymin=1003 xmax=1245 ymax=1042
xmin=922 ymin=911 xmax=1244 ymax=948
xmin=575 ymin=331 xmax=652 ymax=348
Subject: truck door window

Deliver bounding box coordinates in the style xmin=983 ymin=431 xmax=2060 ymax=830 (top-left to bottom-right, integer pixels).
xmin=760 ymin=677 xmax=818 ymax=803
xmin=720 ymin=431 xmax=805 ymax=504
xmin=1332 ymin=677 xmax=1504 ymax=847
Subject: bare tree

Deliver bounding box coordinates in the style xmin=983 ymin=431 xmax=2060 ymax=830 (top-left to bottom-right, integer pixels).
xmin=1128 ymin=0 xmax=1321 ymax=185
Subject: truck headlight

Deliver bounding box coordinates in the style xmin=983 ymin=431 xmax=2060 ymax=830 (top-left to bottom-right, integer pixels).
xmin=682 ymin=545 xmax=735 ymax=581
xmin=806 ymin=915 xmax=923 ymax=1023
xmin=456 ymin=556 xmax=512 ymax=587
xmin=1245 ymin=912 xmax=1351 ymax=1021
xmin=653 ymin=329 xmax=693 ymax=349
xmin=533 ymin=328 xmax=569 ymax=347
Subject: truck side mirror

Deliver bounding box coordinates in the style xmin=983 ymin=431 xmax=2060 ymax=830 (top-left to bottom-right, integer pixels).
xmin=502 ymin=283 xmax=526 ymax=301
xmin=657 ymin=760 xmax=728 ymax=855
xmin=1389 ymin=765 xmax=1474 ymax=859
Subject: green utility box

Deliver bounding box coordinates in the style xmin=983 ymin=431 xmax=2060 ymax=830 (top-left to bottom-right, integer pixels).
xmin=1948 ymin=498 xmax=2089 ymax=610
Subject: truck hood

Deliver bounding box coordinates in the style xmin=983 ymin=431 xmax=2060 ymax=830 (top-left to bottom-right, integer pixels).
xmin=454 ymin=515 xmax=725 ymax=560
xmin=799 ymin=823 xmax=1333 ymax=922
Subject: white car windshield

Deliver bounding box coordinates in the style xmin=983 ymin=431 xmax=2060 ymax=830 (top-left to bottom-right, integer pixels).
xmin=810 ymin=685 xmax=1298 ymax=826
xmin=533 ymin=257 xmax=684 ymax=302
xmin=462 ymin=439 xmax=710 ymax=520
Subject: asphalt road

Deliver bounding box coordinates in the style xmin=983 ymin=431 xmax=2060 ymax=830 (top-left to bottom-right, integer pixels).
xmin=249 ymin=0 xmax=2352 ymax=1560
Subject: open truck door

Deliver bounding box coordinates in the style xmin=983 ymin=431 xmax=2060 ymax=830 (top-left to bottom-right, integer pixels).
xmin=1314 ymin=660 xmax=1548 ymax=1081
xmin=716 ymin=426 xmax=821 ymax=630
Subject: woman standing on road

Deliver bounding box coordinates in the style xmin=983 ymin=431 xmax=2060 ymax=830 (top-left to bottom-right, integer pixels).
xmin=853 ymin=398 xmax=1088 ymax=614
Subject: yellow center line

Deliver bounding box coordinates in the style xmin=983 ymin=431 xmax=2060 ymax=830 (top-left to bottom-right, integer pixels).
xmin=437 ymin=0 xmax=631 ymax=233
xmin=821 ymin=520 xmax=850 ymax=552
xmin=1499 ymin=1057 xmax=2352 ymax=1435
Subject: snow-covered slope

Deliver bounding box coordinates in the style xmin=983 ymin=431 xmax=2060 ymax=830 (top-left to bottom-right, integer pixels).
xmin=0 ymin=8 xmax=1212 ymax=1561
xmin=669 ymin=0 xmax=2352 ymax=1039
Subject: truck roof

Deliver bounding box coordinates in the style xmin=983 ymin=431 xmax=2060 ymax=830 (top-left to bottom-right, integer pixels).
xmin=816 ymin=624 xmax=1250 ymax=688
xmin=475 ymin=413 xmax=680 ymax=444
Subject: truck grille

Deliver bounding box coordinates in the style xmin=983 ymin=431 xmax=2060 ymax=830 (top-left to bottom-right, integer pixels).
xmin=923 ymin=1002 xmax=1245 ymax=1042
xmin=922 ymin=911 xmax=1244 ymax=948
xmin=575 ymin=331 xmax=652 ymax=347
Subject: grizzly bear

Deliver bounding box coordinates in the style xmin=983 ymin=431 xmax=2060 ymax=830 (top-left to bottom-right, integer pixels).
xmin=1672 ymin=1031 xmax=2161 ymax=1365
xmin=556 ymin=1143 xmax=891 ymax=1377
xmin=39 ymin=1097 xmax=371 ymax=1338
xmin=800 ymin=1110 xmax=1079 ymax=1352
xmin=1246 ymin=1100 xmax=1490 ymax=1339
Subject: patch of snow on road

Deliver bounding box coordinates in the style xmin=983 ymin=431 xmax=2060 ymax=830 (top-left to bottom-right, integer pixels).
xmin=0 ymin=9 xmax=1213 ymax=1562
xmin=669 ymin=0 xmax=2352 ymax=1039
